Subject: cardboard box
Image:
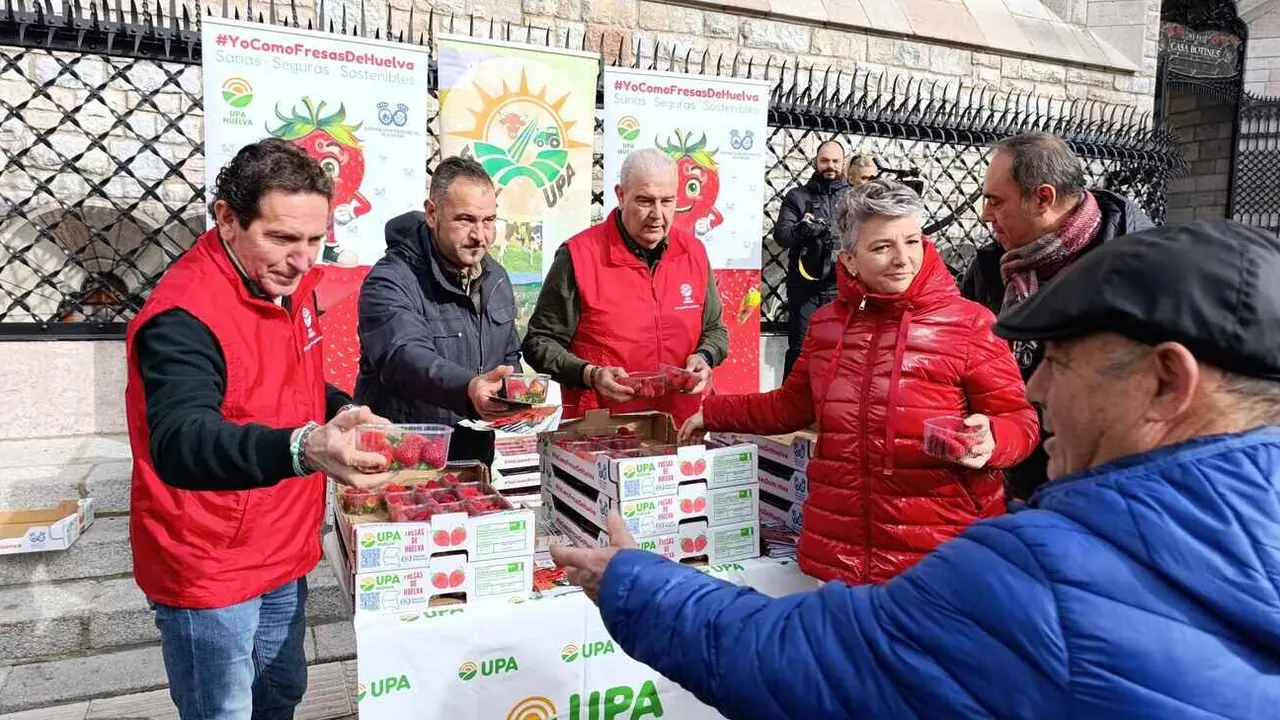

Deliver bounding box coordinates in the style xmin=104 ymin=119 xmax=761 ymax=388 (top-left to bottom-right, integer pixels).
xmin=552 ymin=500 xmax=760 ymax=564
xmin=344 ymin=509 xmax=535 ymax=573
xmin=544 ymin=411 xmax=758 ymax=501
xmin=757 ymin=457 xmax=810 ymax=504
xmin=490 ymin=467 xmax=542 ymax=492
xmin=494 ymin=434 xmax=540 ymax=472
xmin=353 ymin=555 xmax=533 ymax=615
xmin=548 ymin=467 xmax=759 ymax=537
xmin=0 ymin=499 xmax=95 ymax=555
xmin=333 ymin=464 xmax=536 ymax=574
xmin=759 ymin=491 xmax=804 ymax=532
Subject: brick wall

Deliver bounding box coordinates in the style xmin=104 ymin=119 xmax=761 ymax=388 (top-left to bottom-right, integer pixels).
xmin=1163 ymin=85 xmax=1233 ymax=224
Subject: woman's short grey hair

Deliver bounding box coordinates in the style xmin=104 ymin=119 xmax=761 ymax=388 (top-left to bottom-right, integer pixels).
xmin=834 ymin=178 xmax=925 ymax=254
xmin=620 ymin=148 xmax=676 ymax=187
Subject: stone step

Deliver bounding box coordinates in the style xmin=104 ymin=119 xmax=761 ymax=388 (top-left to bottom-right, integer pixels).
xmin=0 ymin=654 xmax=359 ymax=717
xmin=0 ymin=435 xmax=131 ymax=515
xmin=0 ymin=563 xmax=350 ymax=664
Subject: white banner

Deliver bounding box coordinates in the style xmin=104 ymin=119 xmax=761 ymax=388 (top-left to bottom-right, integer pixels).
xmin=355 ymin=593 xmax=726 ymax=719
xmin=201 ymin=16 xmax=430 ymax=268
xmin=354 ymin=559 xmax=819 ymax=718
xmin=601 ymin=68 xmax=770 ymax=270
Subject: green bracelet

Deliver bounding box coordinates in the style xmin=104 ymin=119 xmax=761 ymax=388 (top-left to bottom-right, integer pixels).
xmin=292 ymin=421 xmax=320 ymax=476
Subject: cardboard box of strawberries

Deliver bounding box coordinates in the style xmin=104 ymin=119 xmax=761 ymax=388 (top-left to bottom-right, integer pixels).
xmin=541 ymin=410 xmax=758 ymax=501
xmin=331 ymin=463 xmax=536 ymax=579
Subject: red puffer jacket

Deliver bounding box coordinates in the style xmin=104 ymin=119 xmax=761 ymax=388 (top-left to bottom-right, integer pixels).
xmin=703 ymin=241 xmax=1038 ymax=584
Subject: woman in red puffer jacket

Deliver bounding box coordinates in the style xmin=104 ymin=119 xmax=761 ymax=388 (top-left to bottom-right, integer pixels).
xmin=682 ymin=179 xmax=1039 ymax=585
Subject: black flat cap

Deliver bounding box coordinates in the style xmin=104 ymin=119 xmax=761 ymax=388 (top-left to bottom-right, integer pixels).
xmin=994 ymin=219 xmax=1280 ymax=380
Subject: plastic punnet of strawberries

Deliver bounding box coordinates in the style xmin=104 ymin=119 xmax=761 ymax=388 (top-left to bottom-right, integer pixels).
xmin=389 ymin=502 xmax=436 ymax=523
xmin=617 ymin=372 xmax=667 ymax=399
xmin=383 ymin=483 xmax=415 ymax=507
xmin=661 ymin=364 xmax=701 ymax=393
xmin=341 ymin=487 xmax=381 ymax=515
xmin=358 ymin=425 xmax=452 ymax=471
xmin=503 ymin=374 xmax=551 ymax=404
xmin=454 ymin=483 xmax=486 ymax=500
xmin=466 ymin=494 xmax=510 ymax=516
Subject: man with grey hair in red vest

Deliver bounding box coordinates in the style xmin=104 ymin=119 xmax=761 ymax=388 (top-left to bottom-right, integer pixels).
xmin=125 ymin=138 xmax=392 ymax=720
xmin=523 ymin=147 xmax=729 ymax=424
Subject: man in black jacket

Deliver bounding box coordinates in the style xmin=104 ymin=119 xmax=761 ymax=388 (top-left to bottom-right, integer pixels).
xmin=355 ymin=156 xmax=521 ymax=464
xmin=775 ymin=140 xmax=848 ymax=376
xmin=961 ymin=132 xmax=1154 ymax=499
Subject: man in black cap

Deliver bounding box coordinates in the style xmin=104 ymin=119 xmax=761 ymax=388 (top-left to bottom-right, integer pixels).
xmin=551 ymin=219 xmax=1280 ymax=718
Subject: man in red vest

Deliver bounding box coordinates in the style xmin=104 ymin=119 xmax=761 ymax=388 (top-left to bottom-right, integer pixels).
xmin=125 ymin=138 xmax=391 ymax=720
xmin=523 ymin=148 xmax=729 ymax=424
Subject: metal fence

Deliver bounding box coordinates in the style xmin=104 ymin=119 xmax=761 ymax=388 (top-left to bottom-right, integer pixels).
xmin=0 ymin=0 xmax=1184 ymax=336
xmin=1231 ymin=94 xmax=1280 ymax=236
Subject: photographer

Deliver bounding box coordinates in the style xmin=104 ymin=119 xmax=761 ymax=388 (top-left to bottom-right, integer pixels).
xmin=775 ymin=140 xmax=848 ymax=376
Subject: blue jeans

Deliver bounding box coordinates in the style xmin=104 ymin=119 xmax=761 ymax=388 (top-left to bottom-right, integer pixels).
xmin=152 ymin=578 xmax=309 ymax=720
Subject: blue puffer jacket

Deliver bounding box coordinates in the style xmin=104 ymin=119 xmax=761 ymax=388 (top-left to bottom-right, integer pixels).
xmin=598 ymin=429 xmax=1280 ymax=719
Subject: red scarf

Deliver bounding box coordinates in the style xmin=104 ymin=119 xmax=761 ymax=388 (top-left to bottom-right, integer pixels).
xmin=999 ymin=191 xmax=1102 ymax=311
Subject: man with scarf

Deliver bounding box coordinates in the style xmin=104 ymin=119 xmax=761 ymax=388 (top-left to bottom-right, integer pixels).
xmin=962 ymin=132 xmax=1153 ymax=499
xmin=775 ymin=140 xmax=849 ymax=377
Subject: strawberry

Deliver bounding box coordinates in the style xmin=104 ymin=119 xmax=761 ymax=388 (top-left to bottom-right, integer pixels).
xmin=419 ymin=438 xmax=448 ymax=469
xmin=408 ymin=507 xmax=434 ymax=522
xmin=506 ymin=378 xmax=528 ymax=397
xmin=694 ymin=535 xmax=707 ymax=552
xmin=660 ymin=130 xmax=724 ymax=238
xmin=449 ymin=569 xmax=466 ymax=588
xmin=451 ymin=527 xmax=467 ymax=545
xmin=692 ymin=459 xmax=707 ymax=475
xmin=268 ymin=97 xmax=369 ymax=225
xmin=679 ymin=498 xmax=694 ymax=514
xmin=431 ymin=573 xmax=449 ymax=590
xmin=680 ymin=537 xmax=696 ymax=553
xmin=433 ymin=490 xmax=460 ymax=504
xmin=384 ymin=490 xmax=414 ymax=507
xmin=679 ymin=460 xmax=694 ymax=476
xmin=384 ymin=483 xmax=409 ymax=493
xmin=360 ymin=430 xmax=391 ymax=454
xmin=392 ymin=434 xmax=427 ymax=467
xmin=528 ymin=379 xmax=549 ymax=402
xmin=693 ymin=497 xmax=706 ymax=513
xmin=615 ymin=427 xmax=635 ymax=437
xmin=433 ymin=530 xmax=451 ymax=547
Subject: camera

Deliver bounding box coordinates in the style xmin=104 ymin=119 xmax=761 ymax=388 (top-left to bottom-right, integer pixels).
xmin=876 ymin=166 xmax=925 ymax=196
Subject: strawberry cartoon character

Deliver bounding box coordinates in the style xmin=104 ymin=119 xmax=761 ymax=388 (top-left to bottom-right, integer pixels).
xmin=268 ymin=97 xmax=369 ymax=267
xmin=658 ymin=129 xmax=724 ymax=241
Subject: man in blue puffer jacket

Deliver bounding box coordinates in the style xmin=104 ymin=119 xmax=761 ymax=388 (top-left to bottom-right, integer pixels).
xmin=551 ymin=219 xmax=1280 ymax=719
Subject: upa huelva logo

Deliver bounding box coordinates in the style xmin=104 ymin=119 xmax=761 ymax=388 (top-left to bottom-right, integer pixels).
xmin=221 ymin=77 xmax=253 ymax=108
xmin=560 ymin=643 xmax=579 ymax=662
xmin=506 ymin=696 xmax=557 ymax=720
xmin=459 ymin=656 xmax=519 ymax=680
xmin=359 ymin=533 xmax=376 ymax=549
xmin=358 ymin=577 xmax=375 ymax=593
xmin=617 ymin=115 xmax=640 ymax=141
xmin=354 ymin=675 xmax=411 ymax=704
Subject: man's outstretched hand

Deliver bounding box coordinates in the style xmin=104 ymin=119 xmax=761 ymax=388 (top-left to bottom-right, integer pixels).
xmin=549 ymin=511 xmax=638 ymax=604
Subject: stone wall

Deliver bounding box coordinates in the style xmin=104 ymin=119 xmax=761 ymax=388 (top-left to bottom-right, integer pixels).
xmin=1162 ymin=85 xmax=1234 ymax=224
xmin=1245 ymin=5 xmax=1280 ymax=97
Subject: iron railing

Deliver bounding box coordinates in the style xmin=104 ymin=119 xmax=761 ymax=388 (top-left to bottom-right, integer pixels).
xmin=1231 ymin=93 xmax=1280 ymax=236
xmin=0 ymin=0 xmax=1184 ymax=336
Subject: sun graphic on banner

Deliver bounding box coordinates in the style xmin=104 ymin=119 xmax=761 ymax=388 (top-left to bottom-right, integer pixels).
xmin=449 ymin=68 xmax=590 ymax=190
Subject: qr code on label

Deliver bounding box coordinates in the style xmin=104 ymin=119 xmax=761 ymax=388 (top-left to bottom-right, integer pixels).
xmin=623 ymin=479 xmax=640 ymax=498
xmin=359 ymin=595 xmax=380 ymax=611
xmin=360 ymin=549 xmax=381 ymax=568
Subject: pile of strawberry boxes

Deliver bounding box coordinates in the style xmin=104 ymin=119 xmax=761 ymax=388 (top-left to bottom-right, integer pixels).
xmin=710 ymin=430 xmax=816 ymax=533
xmin=330 ymin=462 xmax=536 ymax=616
xmin=541 ymin=410 xmax=762 ymax=564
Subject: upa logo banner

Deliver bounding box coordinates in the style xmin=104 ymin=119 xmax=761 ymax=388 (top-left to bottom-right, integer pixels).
xmin=459 ymin=655 xmax=520 ymax=680
xmin=508 ymin=681 xmax=665 ymax=720
xmin=436 ymin=33 xmax=598 ymax=336
xmin=354 ymin=674 xmax=411 ymax=704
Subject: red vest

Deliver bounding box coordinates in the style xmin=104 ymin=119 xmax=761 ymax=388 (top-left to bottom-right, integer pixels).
xmin=125 ymin=229 xmax=328 ymax=609
xmin=562 ymin=212 xmax=707 ymax=425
